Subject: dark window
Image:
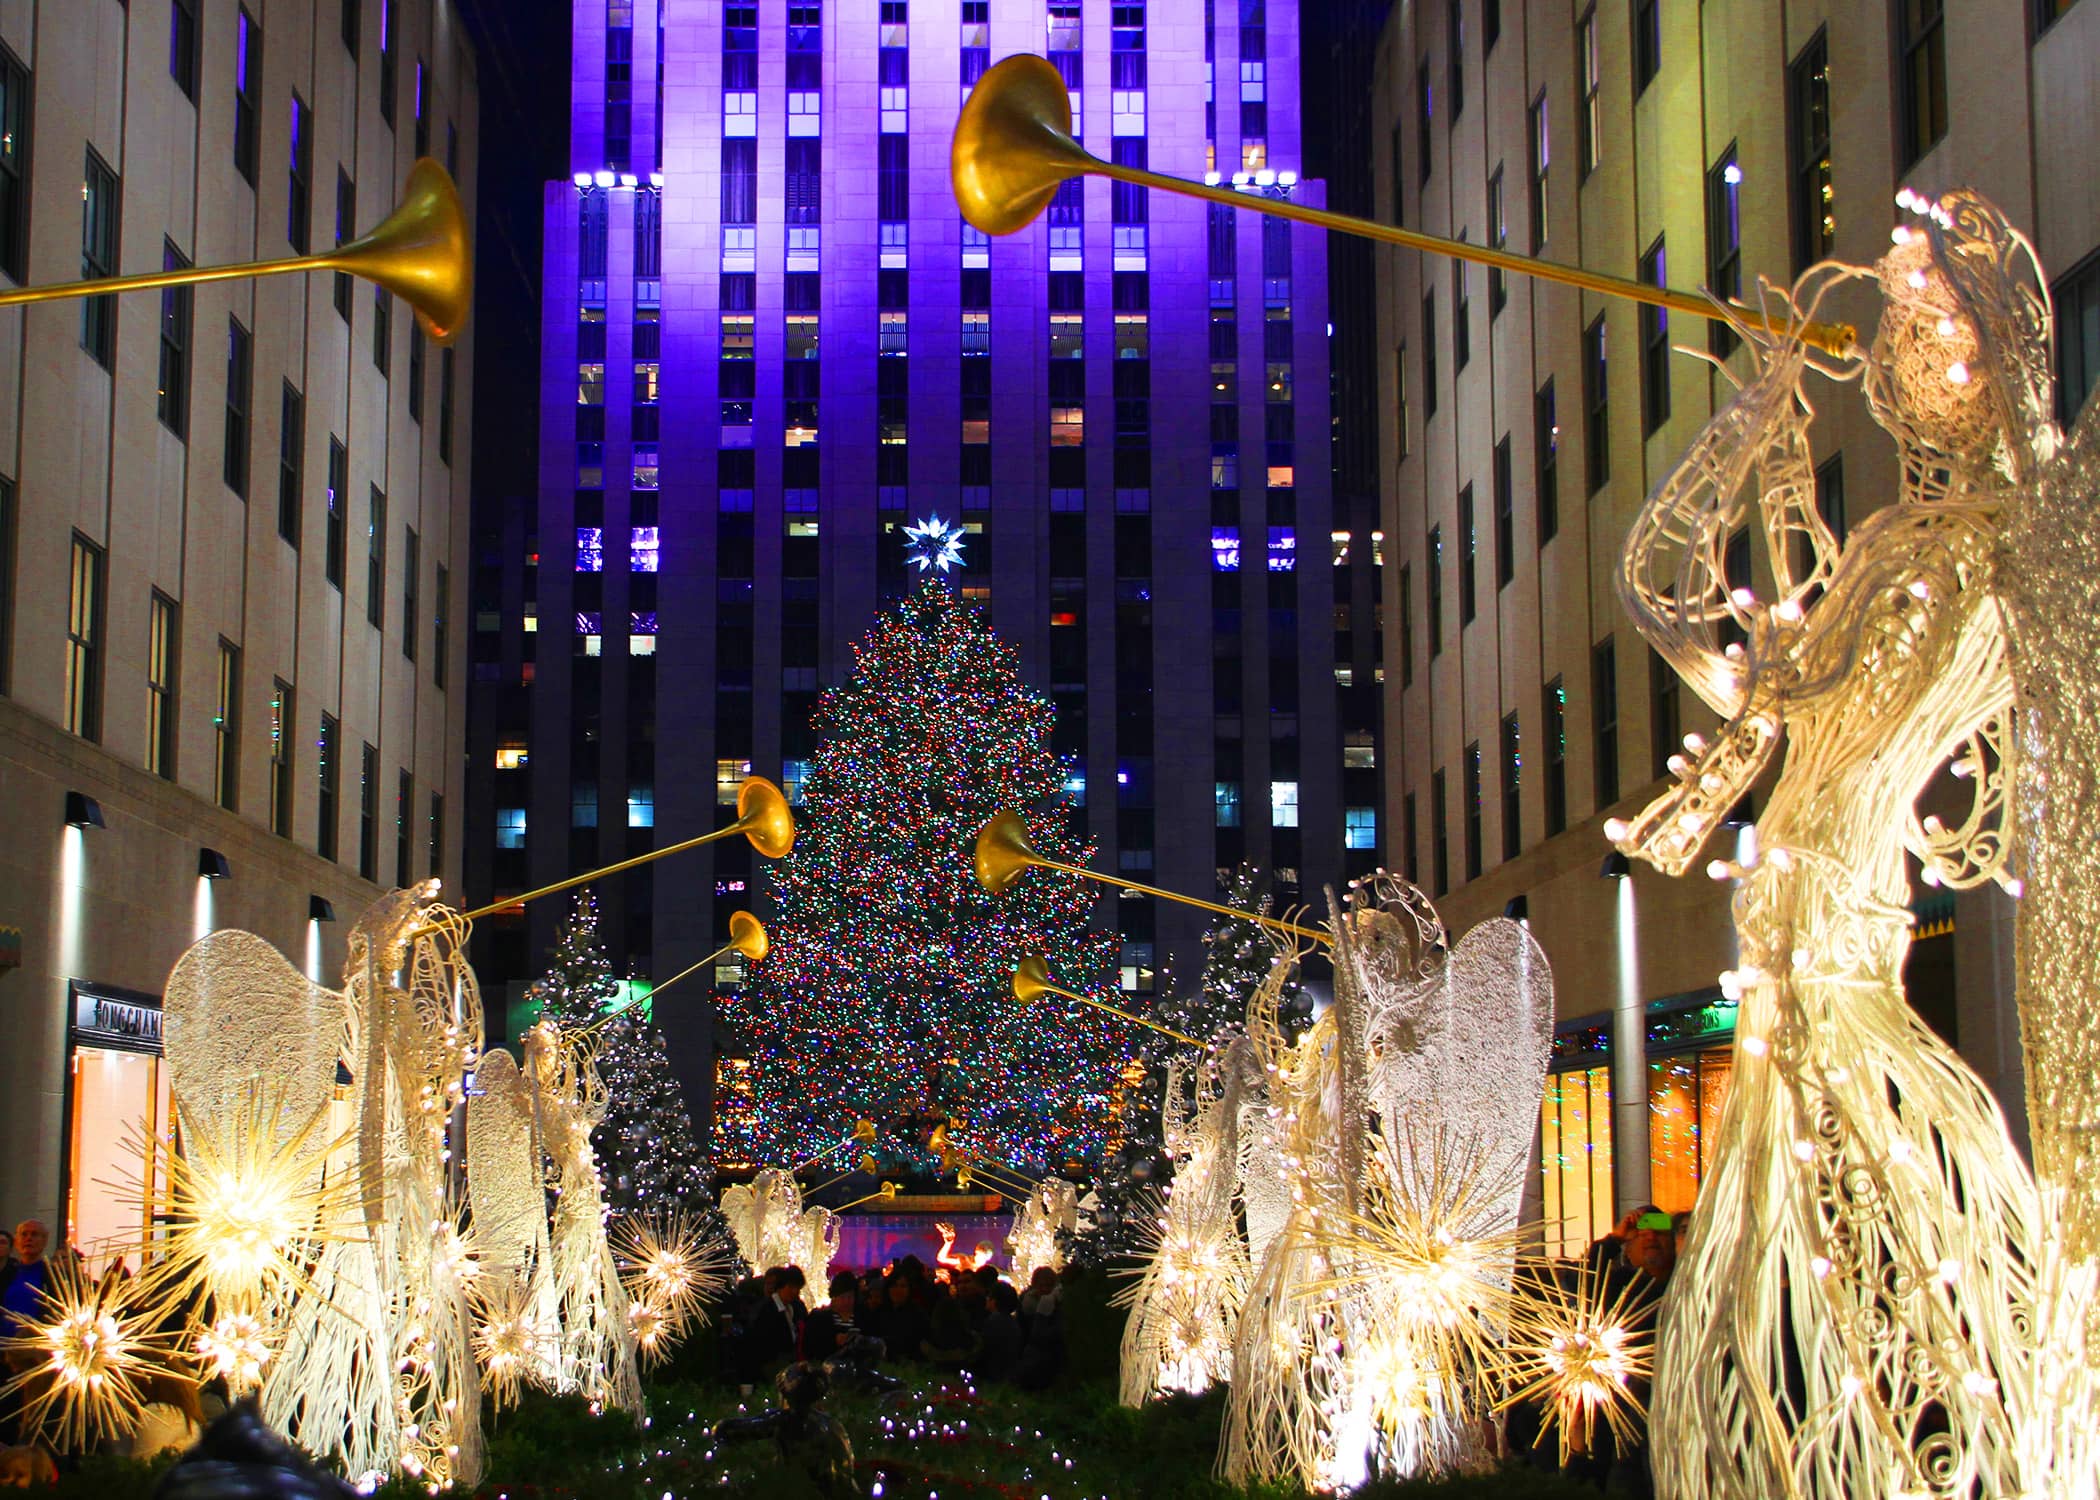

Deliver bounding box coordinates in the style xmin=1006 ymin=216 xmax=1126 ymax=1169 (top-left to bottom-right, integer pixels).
xmin=438 ymin=349 xmax=455 ymax=463
xmin=278 ymin=384 xmax=304 ymax=545
xmin=1458 ymin=484 xmax=1477 ymax=624
xmin=1544 ymin=676 xmax=1568 ymax=834
xmin=214 ymin=640 xmax=239 ymax=810
xmin=269 ymin=680 xmax=294 ymax=837
xmin=786 ymin=139 xmax=822 ymax=225
xmin=879 ymin=134 xmax=908 ymax=222
xmin=1454 ymin=257 xmax=1470 ymax=369
xmin=1583 ymin=313 xmax=1609 ymax=492
xmin=1815 ymin=453 xmax=1847 ymax=546
xmin=1535 ymin=379 xmax=1559 ymax=543
xmin=333 ymin=170 xmax=355 ymax=316
xmin=325 ymin=440 xmax=346 ymax=587
xmin=81 ymin=151 xmax=119 ymax=369
xmin=1394 ymin=343 xmax=1410 ymax=459
xmin=1426 ymin=525 xmax=1444 ymax=655
xmin=1527 ymin=92 xmax=1549 ymax=251
xmin=147 ymin=592 xmax=179 ymax=779
xmin=1448 ymin=0 xmax=1464 ymax=120
xmin=722 ymin=139 xmax=757 ymax=223
xmin=317 ymin=714 xmax=340 ymax=859
xmin=158 ymin=241 xmax=193 ymax=439
xmin=288 ymin=96 xmax=312 ymax=253
xmin=1464 ymin=741 xmax=1483 ymax=880
xmin=1484 ymin=0 xmax=1501 ymax=49
xmin=402 ymin=527 xmax=418 ymax=659
xmin=65 ymin=535 xmax=104 ymax=740
xmin=1399 ymin=563 xmax=1414 ymax=686
xmin=171 ymin=0 xmax=200 ymax=99
xmin=1640 ymin=237 xmax=1669 ymax=433
xmin=224 ymin=319 xmax=252 ymax=496
xmin=1707 ymin=145 xmax=1742 ymax=358
xmin=1494 ymin=436 xmax=1514 ymax=587
xmin=2054 ymin=251 xmax=2100 ymax=425
xmin=396 ymin=769 xmax=413 ymax=885
xmin=1404 ymin=790 xmax=1419 ymax=881
xmin=1423 ymin=293 xmax=1438 ymax=418
xmin=1501 ymin=713 xmax=1521 ymax=860
xmin=1788 ymin=30 xmax=1833 ymax=272
xmin=1431 ymin=766 xmax=1449 ymax=894
xmin=234 ymin=10 xmax=261 ymax=183
xmin=1649 ymin=648 xmax=1679 ymax=779
xmin=1110 ymin=138 xmax=1147 ymax=223
xmin=366 ymin=486 xmax=386 ymax=627
xmin=1632 ymin=0 xmax=1659 ymax=94
xmin=579 ymin=188 xmax=608 ymax=276
xmin=1488 ymin=167 xmax=1507 ymax=315
xmin=406 ymin=321 xmax=424 ymax=421
xmin=357 ymin=741 xmax=377 ymax=880
xmin=1897 ymin=0 xmax=1947 ymax=168
xmin=378 ymin=0 xmax=396 ymax=125
xmin=1388 ymin=122 xmax=1405 ymax=226
xmin=1417 ymin=57 xmax=1433 ymax=185
xmin=0 ymin=46 xmax=28 ymax=284
xmin=413 ymin=58 xmax=429 ymax=159
xmin=2038 ymin=0 xmax=2085 ymax=31
xmin=342 ymin=0 xmax=360 ymax=57
xmin=433 ymin=563 xmax=448 ymax=688
xmin=1592 ymin=636 xmax=1619 ymax=806
xmin=372 ymin=285 xmax=392 ymax=375
xmin=1578 ymin=9 xmax=1600 ymax=177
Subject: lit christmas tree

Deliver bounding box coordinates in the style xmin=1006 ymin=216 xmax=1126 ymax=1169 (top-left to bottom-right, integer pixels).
xmin=728 ymin=543 xmax=1127 ymax=1176
xmin=523 ymin=894 xmax=727 ymax=1234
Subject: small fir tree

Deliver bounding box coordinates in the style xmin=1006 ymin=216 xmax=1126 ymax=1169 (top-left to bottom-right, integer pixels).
xmin=525 ymin=891 xmax=621 ymax=1032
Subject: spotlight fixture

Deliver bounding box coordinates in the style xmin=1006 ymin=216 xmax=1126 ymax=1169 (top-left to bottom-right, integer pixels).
xmin=309 ymin=895 xmax=337 ymax=923
xmin=1503 ymin=894 xmax=1529 ymax=922
xmin=1599 ymin=851 xmax=1633 ymax=880
xmin=63 ymin=791 xmax=105 ymax=829
xmin=198 ymin=848 xmax=231 ymax=880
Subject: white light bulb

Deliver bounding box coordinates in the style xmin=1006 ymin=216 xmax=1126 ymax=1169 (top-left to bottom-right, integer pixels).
xmin=1947 ymin=361 xmax=1971 ymax=385
xmin=1907 ymin=269 xmax=1928 ymax=290
xmin=1892 ymin=225 xmax=1914 ymax=246
xmin=1603 ymin=817 xmax=1630 ymax=842
xmin=1937 ymin=317 xmax=1957 ymax=337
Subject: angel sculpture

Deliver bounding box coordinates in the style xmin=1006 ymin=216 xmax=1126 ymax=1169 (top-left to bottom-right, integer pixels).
xmin=1607 ymin=194 xmax=2073 ymax=1498
xmin=1004 ymin=1178 xmax=1080 ymax=1283
xmin=721 ymin=1167 xmax=838 ymax=1286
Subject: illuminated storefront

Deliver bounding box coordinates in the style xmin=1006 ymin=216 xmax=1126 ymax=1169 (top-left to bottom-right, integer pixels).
xmin=62 ymin=982 xmax=174 ymax=1275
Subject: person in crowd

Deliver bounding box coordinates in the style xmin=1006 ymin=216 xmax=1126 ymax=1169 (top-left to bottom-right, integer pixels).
xmin=880 ymin=1272 xmax=929 ymax=1363
xmin=0 ymin=1228 xmax=14 ymax=1293
xmin=921 ymin=1286 xmax=979 ymax=1368
xmin=1566 ymin=1205 xmax=1677 ymax=1496
xmin=744 ymin=1265 xmax=808 ymax=1380
xmin=1012 ymin=1267 xmax=1066 ymax=1391
xmin=974 ymin=1281 xmax=1023 ymax=1384
xmin=801 ymin=1272 xmax=861 ymax=1362
xmin=0 ymin=1221 xmax=50 ymax=1340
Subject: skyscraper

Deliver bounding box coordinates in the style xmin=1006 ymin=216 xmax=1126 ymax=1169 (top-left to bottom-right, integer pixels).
xmin=468 ymin=0 xmax=1367 ymax=1137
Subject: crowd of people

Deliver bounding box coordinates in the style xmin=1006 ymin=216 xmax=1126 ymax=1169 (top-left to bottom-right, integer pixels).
xmin=724 ymin=1254 xmax=1074 ymax=1392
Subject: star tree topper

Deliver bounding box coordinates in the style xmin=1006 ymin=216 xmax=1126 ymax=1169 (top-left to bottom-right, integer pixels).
xmin=903 ymin=515 xmax=967 ymax=574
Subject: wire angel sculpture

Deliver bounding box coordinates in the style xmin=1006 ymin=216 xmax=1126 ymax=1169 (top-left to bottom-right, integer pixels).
xmin=1005 ymin=1177 xmax=1081 ymax=1283
xmin=1604 ymin=192 xmax=2095 ymax=1498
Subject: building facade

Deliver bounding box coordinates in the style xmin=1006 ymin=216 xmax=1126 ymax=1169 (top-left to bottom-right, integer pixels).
xmin=467 ymin=0 xmax=1371 ymax=1138
xmin=1372 ymin=0 xmax=2100 ymax=1252
xmin=0 ymin=0 xmax=477 ymax=1261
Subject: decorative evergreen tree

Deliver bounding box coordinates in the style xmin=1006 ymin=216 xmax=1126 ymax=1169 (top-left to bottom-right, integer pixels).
xmin=727 ymin=568 xmax=1127 ymax=1176
xmin=524 ymin=892 xmax=620 ymax=1032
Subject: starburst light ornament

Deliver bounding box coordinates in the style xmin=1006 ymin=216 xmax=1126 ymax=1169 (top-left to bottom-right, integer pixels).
xmin=194 ymin=1312 xmax=275 ymax=1396
xmin=1499 ymin=1261 xmax=1654 ymax=1467
xmin=901 ymin=514 xmax=967 ymax=573
xmin=0 ymin=1255 xmax=187 ymax=1452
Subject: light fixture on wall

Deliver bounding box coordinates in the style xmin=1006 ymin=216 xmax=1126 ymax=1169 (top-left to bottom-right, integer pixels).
xmin=63 ymin=791 xmax=105 ymax=829
xmin=309 ymin=895 xmax=337 ymax=923
xmin=198 ymin=848 xmax=231 ymax=880
xmin=1599 ymin=851 xmax=1633 ymax=880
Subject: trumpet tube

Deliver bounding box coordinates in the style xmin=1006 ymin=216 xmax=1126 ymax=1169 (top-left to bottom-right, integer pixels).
xmin=1012 ymin=954 xmax=1205 ymax=1046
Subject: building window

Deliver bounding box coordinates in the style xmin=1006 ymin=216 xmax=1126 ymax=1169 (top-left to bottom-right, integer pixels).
xmin=629 ymin=785 xmax=655 ymax=829
xmin=324 ymin=441 xmax=346 ymax=588
xmin=1464 ymin=741 xmax=1483 ymax=880
xmin=572 ymin=781 xmax=597 ymax=829
xmin=1394 ymin=343 xmax=1410 ymax=459
xmin=171 ymin=0 xmax=199 ymax=99
xmin=288 ymin=96 xmax=312 ymax=254
xmin=432 ymin=564 xmax=449 ymax=688
xmin=1426 ymin=526 xmax=1444 ymax=656
xmin=1897 ymin=0 xmax=1947 ymax=167
xmin=1544 ymin=676 xmax=1568 ymax=835
xmin=359 ymin=742 xmax=378 ymax=880
xmin=1632 ymin=0 xmax=1659 ymax=95
xmin=1388 ymin=122 xmax=1405 ymax=226
xmin=1535 ymin=380 xmax=1559 ymax=544
xmin=1416 ymin=56 xmax=1432 ymax=185
xmin=147 ymin=592 xmax=179 ymax=778
xmin=1501 ymin=714 xmax=1521 ymax=861
xmin=1578 ymin=9 xmax=1600 ymax=178
xmin=438 ymin=349 xmax=456 ymax=464
xmin=494 ymin=807 xmax=525 ymax=850
xmin=157 ymin=242 xmax=194 ymax=439
xmin=1447 ymin=0 xmax=1464 ymax=120
xmin=717 ymin=757 xmax=751 ymax=806
xmin=413 ymin=57 xmax=430 ymax=159
xmin=334 ymin=171 xmax=356 ymax=317
xmin=2053 ymin=252 xmax=2100 ymax=425
xmin=65 ymin=535 xmax=104 ymax=740
xmin=1493 ymin=436 xmax=1515 ymax=587
xmin=1593 ymin=637 xmax=1619 ymax=807
xmin=1458 ymin=484 xmax=1477 ymax=625
xmin=879 ymin=134 xmax=908 ymax=224
xmin=269 ymin=680 xmax=293 ymax=836
xmin=1815 ymin=454 xmax=1847 ymax=546
xmin=1528 ymin=92 xmax=1549 ymax=252
xmin=224 ymin=320 xmax=252 ymax=497
xmin=0 ymin=46 xmax=27 ymax=284
xmin=366 ymin=487 xmax=386 ymax=627
xmin=396 ymin=770 xmax=413 ymax=885
xmin=402 ymin=528 xmax=418 ymax=660
xmin=1346 ymin=806 xmax=1377 ymax=850
xmin=1583 ymin=313 xmax=1609 ymax=493
xmin=215 ymin=641 xmax=239 ymax=811
xmin=1640 ymin=237 xmax=1669 ymax=434
xmin=1454 ymin=258 xmax=1470 ymax=370
xmin=372 ymin=286 xmax=392 ymax=376
xmin=1423 ymin=293 xmax=1438 ymax=419
xmin=1431 ymin=767 xmax=1449 ymax=895
xmin=1707 ymin=146 xmax=1742 ymax=358
xmin=377 ymin=0 xmax=397 ymax=125
xmin=1399 ymin=563 xmax=1414 ymax=687
xmin=81 ymin=151 xmax=119 ymax=369
xmin=2038 ymin=0 xmax=2086 ymax=28
xmin=342 ymin=0 xmax=359 ymax=56
xmin=1216 ymin=781 xmax=1242 ymax=827
xmin=1403 ymin=791 xmax=1419 ymax=881
xmin=316 ymin=713 xmax=339 ymax=861
xmin=1488 ymin=168 xmax=1507 ymax=315
xmin=1650 ymin=649 xmax=1680 ymax=780
xmin=278 ymin=384 xmax=303 ymax=545
xmin=233 ymin=9 xmax=260 ymax=183
xmin=1271 ymin=780 xmax=1300 ymax=829
xmin=1789 ymin=30 xmax=1834 ymax=273
xmin=429 ymin=791 xmax=445 ymax=874
xmin=407 ymin=323 xmax=424 ymax=423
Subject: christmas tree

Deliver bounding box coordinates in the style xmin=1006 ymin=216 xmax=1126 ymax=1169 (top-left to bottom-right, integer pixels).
xmin=728 ymin=563 xmax=1126 ymax=1176
xmin=524 ymin=894 xmax=727 ymax=1234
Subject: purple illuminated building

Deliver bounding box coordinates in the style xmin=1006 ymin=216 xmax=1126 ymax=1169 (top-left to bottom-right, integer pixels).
xmin=467 ymin=0 xmax=1382 ymax=1136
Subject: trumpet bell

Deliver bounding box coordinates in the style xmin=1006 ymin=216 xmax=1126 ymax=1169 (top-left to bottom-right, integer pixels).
xmin=735 ymin=777 xmax=796 ymax=859
xmin=974 ymin=810 xmax=1040 ymax=894
xmin=952 ymin=53 xmax=1095 ymax=236
xmin=727 ymin=910 xmax=769 ymax=964
xmin=331 ymin=158 xmax=473 ymax=344
xmin=1012 ymin=953 xmax=1052 ymax=1004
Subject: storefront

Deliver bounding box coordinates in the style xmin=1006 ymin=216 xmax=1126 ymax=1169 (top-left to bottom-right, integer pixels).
xmin=60 ymin=981 xmax=174 ymax=1275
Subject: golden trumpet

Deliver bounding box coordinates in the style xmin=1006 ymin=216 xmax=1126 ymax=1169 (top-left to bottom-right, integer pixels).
xmin=952 ymin=54 xmax=1855 ymax=358
xmin=0 ymin=158 xmax=473 ymax=343
xmin=976 ymin=809 xmax=1330 ymax=946
xmin=1012 ymin=952 xmax=1204 ymax=1047
xmin=576 ymin=911 xmax=769 ymax=1037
